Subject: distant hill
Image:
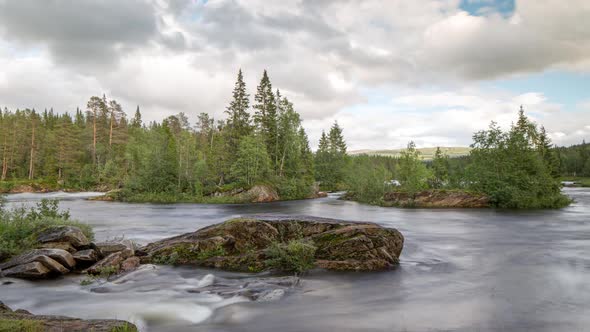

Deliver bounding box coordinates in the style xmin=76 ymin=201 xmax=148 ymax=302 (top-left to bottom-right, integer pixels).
xmin=349 ymin=147 xmax=471 ymax=160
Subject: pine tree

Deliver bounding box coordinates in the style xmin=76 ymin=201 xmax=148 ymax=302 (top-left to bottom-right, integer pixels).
xmin=253 ymin=70 xmax=278 ymax=170
xmin=131 ymin=106 xmax=142 ymax=128
xmin=225 ymin=69 xmax=251 ymax=140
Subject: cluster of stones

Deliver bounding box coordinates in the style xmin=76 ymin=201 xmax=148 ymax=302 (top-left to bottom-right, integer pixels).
xmin=0 ymin=226 xmax=140 ymax=279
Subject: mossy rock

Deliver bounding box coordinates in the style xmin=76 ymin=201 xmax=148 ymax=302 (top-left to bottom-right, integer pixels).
xmin=138 ymin=215 xmax=403 ymax=272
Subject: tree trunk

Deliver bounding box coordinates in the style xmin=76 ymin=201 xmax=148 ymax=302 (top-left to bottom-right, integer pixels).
xmin=1 ymin=129 xmax=8 ymax=180
xmin=109 ymin=110 xmax=114 ymax=147
xmin=93 ymin=109 xmax=97 ymax=165
xmin=28 ymin=118 xmax=35 ymax=180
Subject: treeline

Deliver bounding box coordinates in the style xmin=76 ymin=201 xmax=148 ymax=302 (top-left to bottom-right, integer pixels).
xmin=341 ymin=108 xmax=571 ymax=209
xmin=0 ymin=70 xmax=315 ymax=200
xmin=556 ymin=141 xmax=590 ymax=177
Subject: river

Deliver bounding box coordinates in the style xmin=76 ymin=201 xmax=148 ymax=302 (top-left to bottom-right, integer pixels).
xmin=1 ymin=188 xmax=590 ymax=331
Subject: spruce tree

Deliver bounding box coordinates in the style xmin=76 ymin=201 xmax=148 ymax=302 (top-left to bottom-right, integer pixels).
xmin=225 ymin=69 xmax=251 ymax=140
xmin=131 ymin=106 xmax=142 ymax=128
xmin=253 ymin=70 xmax=278 ymax=170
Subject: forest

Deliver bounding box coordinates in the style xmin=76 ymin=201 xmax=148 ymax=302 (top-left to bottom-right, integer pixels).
xmin=339 ymin=108 xmax=575 ymax=209
xmin=0 ymin=70 xmax=319 ymax=202
xmin=0 ymin=68 xmax=584 ymax=208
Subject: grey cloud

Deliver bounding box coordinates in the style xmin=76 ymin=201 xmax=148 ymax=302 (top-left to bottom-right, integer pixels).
xmin=0 ymin=0 xmax=158 ymax=67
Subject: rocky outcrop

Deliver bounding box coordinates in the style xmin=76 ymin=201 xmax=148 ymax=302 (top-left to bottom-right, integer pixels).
xmin=0 ymin=301 xmax=137 ymax=331
xmin=239 ymin=185 xmax=280 ymax=203
xmin=0 ymin=227 xmax=140 ymax=280
xmin=382 ymin=190 xmax=490 ymax=208
xmin=0 ymin=249 xmax=75 ymax=279
xmin=137 ymin=215 xmax=404 ymax=272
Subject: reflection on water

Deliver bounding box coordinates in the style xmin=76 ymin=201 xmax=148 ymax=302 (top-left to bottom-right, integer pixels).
xmin=2 ymin=188 xmax=590 ymax=331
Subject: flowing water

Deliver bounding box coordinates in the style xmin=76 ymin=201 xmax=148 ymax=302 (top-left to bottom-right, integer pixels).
xmin=2 ymin=188 xmax=590 ymax=331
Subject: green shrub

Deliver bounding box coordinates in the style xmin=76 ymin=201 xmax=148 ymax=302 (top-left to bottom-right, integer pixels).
xmin=265 ymin=239 xmax=317 ymax=274
xmin=0 ymin=198 xmax=94 ymax=260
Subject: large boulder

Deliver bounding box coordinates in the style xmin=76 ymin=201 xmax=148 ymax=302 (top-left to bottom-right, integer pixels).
xmin=138 ymin=215 xmax=404 ymax=272
xmin=37 ymin=226 xmax=90 ymax=249
xmin=0 ymin=301 xmax=137 ymax=332
xmin=0 ymin=249 xmax=75 ymax=279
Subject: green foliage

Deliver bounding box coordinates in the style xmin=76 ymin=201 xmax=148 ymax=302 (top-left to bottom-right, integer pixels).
xmin=265 ymin=239 xmax=317 ymax=274
xmin=467 ymin=111 xmax=571 ymax=209
xmin=110 ymin=322 xmax=138 ymax=332
xmin=0 ymin=69 xmax=315 ymax=203
xmin=230 ymin=134 xmax=272 ymax=186
xmin=314 ymin=122 xmax=349 ymax=190
xmin=397 ymin=141 xmax=432 ymax=193
xmin=345 ymin=155 xmax=391 ymax=204
xmin=80 ymin=278 xmax=94 ymax=286
xmin=430 ymin=147 xmax=449 ymax=189
xmin=0 ymin=319 xmax=42 ymax=332
xmin=275 ymin=177 xmax=315 ymax=201
xmin=0 ymin=198 xmax=94 ymax=260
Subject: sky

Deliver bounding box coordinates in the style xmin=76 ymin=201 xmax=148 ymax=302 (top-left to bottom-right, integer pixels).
xmin=0 ymin=0 xmax=589 ymax=150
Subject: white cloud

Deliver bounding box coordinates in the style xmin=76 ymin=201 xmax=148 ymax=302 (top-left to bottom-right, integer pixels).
xmin=0 ymin=0 xmax=589 ymax=149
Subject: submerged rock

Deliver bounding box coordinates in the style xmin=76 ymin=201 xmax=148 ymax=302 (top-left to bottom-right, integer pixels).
xmin=187 ymin=275 xmax=299 ymax=301
xmin=0 ymin=301 xmax=137 ymax=331
xmin=138 ymin=215 xmax=404 ymax=272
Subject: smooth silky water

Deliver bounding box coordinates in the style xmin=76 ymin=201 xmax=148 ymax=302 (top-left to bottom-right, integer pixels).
xmin=1 ymin=188 xmax=589 ymax=331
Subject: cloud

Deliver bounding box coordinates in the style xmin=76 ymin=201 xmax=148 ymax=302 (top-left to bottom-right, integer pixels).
xmin=305 ymin=88 xmax=590 ymax=150
xmin=0 ymin=0 xmax=589 ymax=149
xmin=0 ymin=0 xmax=158 ymax=68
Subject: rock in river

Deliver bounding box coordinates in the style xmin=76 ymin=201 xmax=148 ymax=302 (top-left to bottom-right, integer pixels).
xmin=0 ymin=301 xmax=137 ymax=331
xmin=137 ymin=215 xmax=404 ymax=272
xmin=37 ymin=225 xmax=90 ymax=249
xmin=0 ymin=249 xmax=75 ymax=279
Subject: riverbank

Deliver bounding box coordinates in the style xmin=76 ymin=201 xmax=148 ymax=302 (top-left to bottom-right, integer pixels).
xmin=0 ymin=180 xmax=110 ymax=194
xmin=1 ymin=180 xmax=328 ymax=204
xmin=88 ymin=185 xmax=328 ymax=204
xmin=343 ymin=189 xmax=491 ymax=208
xmin=560 ymin=176 xmax=590 ymax=187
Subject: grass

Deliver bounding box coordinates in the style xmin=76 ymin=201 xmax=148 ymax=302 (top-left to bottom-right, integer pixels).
xmin=264 ymin=239 xmax=317 ymax=274
xmin=0 ymin=199 xmax=94 ymax=261
xmin=0 ymin=319 xmax=43 ymax=332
